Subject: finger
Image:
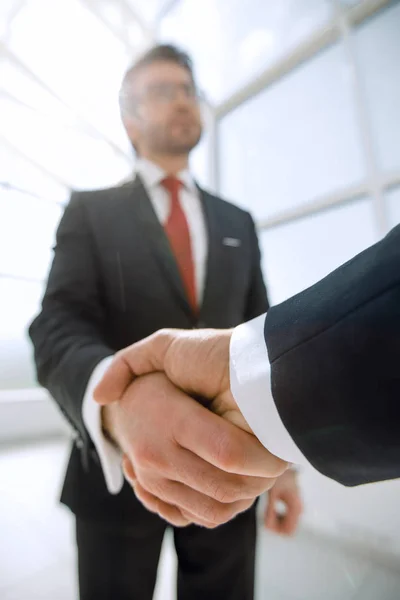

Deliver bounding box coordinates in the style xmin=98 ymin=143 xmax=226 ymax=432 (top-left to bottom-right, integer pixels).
xmin=123 ymin=458 xmax=191 ymax=528
xmin=134 ymin=482 xmax=217 ymax=529
xmin=174 ymin=401 xmax=288 ymax=478
xmin=122 ymin=454 xmax=137 ymax=482
xmin=141 ymin=475 xmax=255 ymax=527
xmin=279 ymin=498 xmax=303 ymax=536
xmin=179 ymin=510 xmax=221 ymax=530
xmin=167 ymin=445 xmax=277 ymax=503
xmin=123 ymin=456 xmax=217 ymax=528
xmin=122 ymin=456 xmax=217 ymax=528
xmin=279 ymin=517 xmax=297 ymax=536
xmin=132 ymin=480 xmax=192 ymax=528
xmin=264 ymin=500 xmax=279 ymax=531
xmin=94 ymin=331 xmax=173 ymax=405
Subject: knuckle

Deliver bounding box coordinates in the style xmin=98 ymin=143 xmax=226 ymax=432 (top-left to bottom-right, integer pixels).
xmin=200 ymin=497 xmax=244 ymax=526
xmin=114 ymin=348 xmax=125 ymax=360
xmin=219 ymin=504 xmax=237 ymax=524
xmin=134 ymin=487 xmax=157 ymax=514
xmin=149 ymin=479 xmax=168 ymax=500
xmin=265 ymin=477 xmax=278 ymax=492
xmin=221 ymin=499 xmax=253 ymax=524
xmin=244 ymin=475 xmax=269 ymax=497
xmin=207 ymin=504 xmax=233 ymax=526
xmin=209 ymin=481 xmax=232 ymax=504
xmin=156 ymin=328 xmax=174 ymax=346
xmin=201 ymin=502 xmax=220 ymax=525
xmin=202 ymin=522 xmax=220 ymax=530
xmin=172 ymin=411 xmax=192 ymax=443
xmin=134 ymin=440 xmax=159 ymax=467
xmin=230 ymin=443 xmax=248 ymax=470
xmin=138 ymin=474 xmax=170 ymax=505
xmin=209 ymin=478 xmax=244 ymax=504
xmin=271 ymin=460 xmax=289 ymax=478
xmin=212 ymin=432 xmax=237 ymax=470
xmin=158 ymin=327 xmax=173 ymax=337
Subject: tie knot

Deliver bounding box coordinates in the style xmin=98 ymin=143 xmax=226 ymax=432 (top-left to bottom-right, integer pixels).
xmin=161 ymin=176 xmax=182 ymax=196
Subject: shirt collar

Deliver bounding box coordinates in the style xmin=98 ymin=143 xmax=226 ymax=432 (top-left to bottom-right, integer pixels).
xmin=136 ymin=157 xmax=196 ymax=193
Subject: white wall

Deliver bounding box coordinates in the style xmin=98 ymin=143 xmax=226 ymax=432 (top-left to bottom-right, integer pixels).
xmin=300 ymin=466 xmax=400 ymax=561
xmin=0 ymin=388 xmax=70 ymax=445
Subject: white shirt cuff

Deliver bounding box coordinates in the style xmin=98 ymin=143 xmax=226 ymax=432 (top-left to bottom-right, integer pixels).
xmin=229 ymin=314 xmax=309 ymax=466
xmin=82 ymin=356 xmax=124 ymax=494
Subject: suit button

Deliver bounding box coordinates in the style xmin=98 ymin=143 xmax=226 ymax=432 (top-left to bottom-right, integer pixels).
xmin=75 ymin=438 xmax=84 ymax=449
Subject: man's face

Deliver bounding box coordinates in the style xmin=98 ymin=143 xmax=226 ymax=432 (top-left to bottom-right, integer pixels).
xmin=124 ymin=61 xmax=203 ymax=156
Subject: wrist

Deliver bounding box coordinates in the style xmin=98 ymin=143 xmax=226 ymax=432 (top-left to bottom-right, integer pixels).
xmin=101 ymin=403 xmax=121 ymax=450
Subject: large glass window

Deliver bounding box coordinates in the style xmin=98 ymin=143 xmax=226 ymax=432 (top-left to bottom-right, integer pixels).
xmin=189 ymin=106 xmax=214 ymax=190
xmin=124 ymin=0 xmax=172 ymax=25
xmin=219 ymin=42 xmax=365 ymax=221
xmin=190 ymin=133 xmax=210 ymax=191
xmin=0 ymin=141 xmax=68 ymax=205
xmin=0 ymin=189 xmax=62 ymax=282
xmin=387 ymin=187 xmax=400 ymax=229
xmin=0 ymin=0 xmax=18 ymax=38
xmin=7 ymin=0 xmax=135 ymax=154
xmin=0 ymin=279 xmax=44 ymax=389
xmin=160 ymin=0 xmax=332 ymax=104
xmin=0 ymin=336 xmax=39 ymax=389
xmin=354 ymin=3 xmax=400 ymax=173
xmin=0 ymin=96 xmax=132 ymax=189
xmin=340 ymin=0 xmax=367 ymax=6
xmin=259 ymin=198 xmax=377 ymax=305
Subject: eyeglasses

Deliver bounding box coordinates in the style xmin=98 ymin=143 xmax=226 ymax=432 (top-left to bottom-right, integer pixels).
xmin=137 ymin=82 xmax=203 ymax=105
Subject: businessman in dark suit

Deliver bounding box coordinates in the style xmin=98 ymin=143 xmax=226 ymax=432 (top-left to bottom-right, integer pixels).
xmin=29 ymin=44 xmax=302 ymax=600
xmin=96 ymin=223 xmax=400 ymax=529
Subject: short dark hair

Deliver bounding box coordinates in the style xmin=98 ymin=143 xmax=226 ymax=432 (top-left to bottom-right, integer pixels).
xmin=119 ymin=44 xmax=195 ymax=117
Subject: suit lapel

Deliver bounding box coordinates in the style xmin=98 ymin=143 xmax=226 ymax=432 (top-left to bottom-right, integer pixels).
xmin=120 ymin=176 xmax=193 ymax=318
xmin=114 ymin=179 xmax=233 ymax=322
xmin=199 ymin=188 xmax=228 ymax=319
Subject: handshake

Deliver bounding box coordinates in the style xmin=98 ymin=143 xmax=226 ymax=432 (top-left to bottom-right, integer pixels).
xmin=95 ymin=328 xmax=302 ymax=533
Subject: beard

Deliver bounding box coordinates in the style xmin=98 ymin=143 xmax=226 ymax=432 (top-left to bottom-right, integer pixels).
xmin=150 ymin=121 xmax=203 ymax=155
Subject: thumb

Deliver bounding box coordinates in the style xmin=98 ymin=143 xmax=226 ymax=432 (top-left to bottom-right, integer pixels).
xmin=94 ymin=357 xmax=132 ymax=405
xmin=94 ymin=330 xmax=174 ymax=405
xmin=264 ymin=497 xmax=278 ymax=531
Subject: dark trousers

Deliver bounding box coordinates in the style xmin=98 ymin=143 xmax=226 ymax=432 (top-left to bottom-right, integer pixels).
xmin=76 ymin=504 xmax=257 ymax=600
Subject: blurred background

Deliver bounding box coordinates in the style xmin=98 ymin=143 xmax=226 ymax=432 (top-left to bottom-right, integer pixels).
xmin=0 ymin=0 xmax=399 ymax=598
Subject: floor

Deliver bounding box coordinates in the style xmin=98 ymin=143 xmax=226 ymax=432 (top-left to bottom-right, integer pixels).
xmin=0 ymin=439 xmax=399 ymax=600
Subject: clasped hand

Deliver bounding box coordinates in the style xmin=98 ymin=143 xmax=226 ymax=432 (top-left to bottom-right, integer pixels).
xmin=95 ymin=328 xmax=300 ymax=531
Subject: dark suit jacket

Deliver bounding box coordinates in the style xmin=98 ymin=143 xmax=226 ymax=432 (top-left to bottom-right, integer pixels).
xmin=29 ymin=176 xmax=269 ymax=521
xmin=265 ymin=224 xmax=400 ymax=487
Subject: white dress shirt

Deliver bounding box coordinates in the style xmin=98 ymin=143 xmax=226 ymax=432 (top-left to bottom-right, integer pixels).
xmin=83 ymin=159 xmax=307 ymax=495
xmin=230 ymin=315 xmax=308 ymax=465
xmin=135 ymin=158 xmax=208 ymax=302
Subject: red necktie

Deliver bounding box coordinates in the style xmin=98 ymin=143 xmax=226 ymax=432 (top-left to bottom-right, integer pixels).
xmin=162 ymin=176 xmax=197 ymax=313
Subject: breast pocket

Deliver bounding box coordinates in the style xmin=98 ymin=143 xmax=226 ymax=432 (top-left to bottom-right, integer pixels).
xmin=208 ymin=239 xmax=251 ymax=325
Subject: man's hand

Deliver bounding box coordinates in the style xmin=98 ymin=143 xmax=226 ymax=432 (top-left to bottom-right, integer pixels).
xmin=95 ymin=328 xmax=251 ymax=433
xmin=102 ymin=371 xmax=287 ymax=529
xmin=264 ymin=469 xmax=303 ymax=536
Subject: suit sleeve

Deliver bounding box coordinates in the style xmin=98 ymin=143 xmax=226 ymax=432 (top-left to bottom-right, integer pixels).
xmin=264 ymin=224 xmax=400 ymax=487
xmin=230 ymin=315 xmax=308 ymax=465
xmin=29 ymin=193 xmax=113 ymax=448
xmin=244 ymin=214 xmax=270 ymax=321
